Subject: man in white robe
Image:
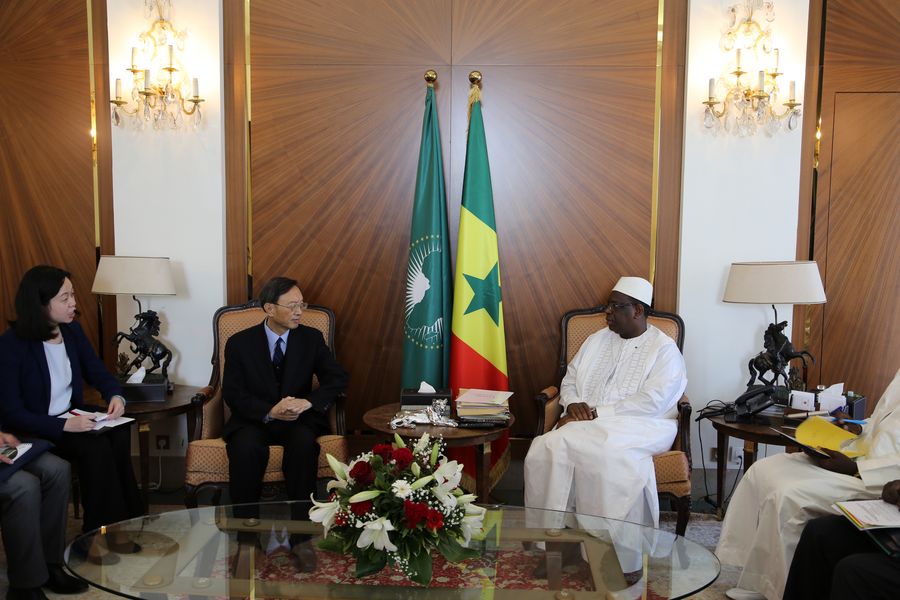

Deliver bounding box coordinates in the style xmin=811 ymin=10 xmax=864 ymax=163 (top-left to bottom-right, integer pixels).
xmin=717 ymin=367 xmax=900 ymax=600
xmin=524 ymin=277 xmax=688 ymax=533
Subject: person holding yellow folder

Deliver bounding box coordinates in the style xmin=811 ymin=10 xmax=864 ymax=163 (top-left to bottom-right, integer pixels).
xmin=716 ymin=368 xmax=900 ymax=600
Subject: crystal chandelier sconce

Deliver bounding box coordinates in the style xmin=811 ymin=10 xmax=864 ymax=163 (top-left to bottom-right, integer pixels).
xmin=110 ymin=0 xmax=204 ymax=131
xmin=701 ymin=1 xmax=801 ymax=136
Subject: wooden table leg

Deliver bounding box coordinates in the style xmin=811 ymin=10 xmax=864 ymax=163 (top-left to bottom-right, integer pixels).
xmin=138 ymin=420 xmax=151 ymax=511
xmin=475 ymin=442 xmax=491 ymax=501
xmin=743 ymin=439 xmax=757 ymax=471
xmin=716 ymin=429 xmax=727 ymax=519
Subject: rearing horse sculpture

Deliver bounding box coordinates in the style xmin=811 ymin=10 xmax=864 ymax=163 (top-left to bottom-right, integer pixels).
xmin=747 ymin=320 xmax=815 ymax=388
xmin=115 ymin=310 xmax=173 ymax=380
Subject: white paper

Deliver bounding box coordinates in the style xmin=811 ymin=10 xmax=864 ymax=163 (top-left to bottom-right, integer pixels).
xmin=825 ymin=382 xmax=845 ymax=395
xmin=0 ymin=443 xmax=32 ymax=463
xmin=127 ymin=367 xmax=147 ymax=384
xmin=456 ymin=389 xmax=513 ymax=406
xmin=417 ymin=381 xmax=436 ymax=393
xmin=836 ymin=499 xmax=900 ymax=529
xmin=60 ymin=409 xmax=135 ymax=431
xmin=818 ymin=393 xmax=846 ymax=413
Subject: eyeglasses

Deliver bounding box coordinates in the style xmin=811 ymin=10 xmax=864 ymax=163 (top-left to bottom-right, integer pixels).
xmin=273 ymin=301 xmax=308 ymax=313
xmin=603 ymin=301 xmax=636 ymax=312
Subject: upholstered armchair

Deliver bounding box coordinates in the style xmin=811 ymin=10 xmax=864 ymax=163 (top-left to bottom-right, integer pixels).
xmin=533 ymin=307 xmax=693 ymax=535
xmin=183 ymin=301 xmax=348 ymax=507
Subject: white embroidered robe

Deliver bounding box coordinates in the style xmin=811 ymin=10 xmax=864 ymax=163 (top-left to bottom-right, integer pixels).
xmin=716 ymin=368 xmax=900 ymax=600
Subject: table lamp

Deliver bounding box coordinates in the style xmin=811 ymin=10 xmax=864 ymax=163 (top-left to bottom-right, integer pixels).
xmin=723 ymin=261 xmax=826 ymax=392
xmin=91 ymin=256 xmax=176 ymax=387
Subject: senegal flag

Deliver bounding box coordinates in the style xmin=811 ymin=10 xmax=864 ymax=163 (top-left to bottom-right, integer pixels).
xmin=448 ymin=86 xmax=510 ymax=494
xmin=401 ymin=84 xmax=452 ymax=389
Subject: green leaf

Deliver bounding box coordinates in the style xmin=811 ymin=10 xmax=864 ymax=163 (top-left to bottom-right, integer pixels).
xmin=394 ymin=433 xmax=406 ymax=448
xmin=355 ymin=550 xmax=387 ymax=578
xmin=408 ymin=550 xmax=433 ymax=585
xmin=437 ymin=536 xmax=480 ymax=563
xmin=317 ymin=535 xmax=345 ymax=554
xmin=430 ymin=442 xmax=440 ymax=466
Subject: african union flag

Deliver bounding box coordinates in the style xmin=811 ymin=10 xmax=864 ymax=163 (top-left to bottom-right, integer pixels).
xmin=448 ymin=85 xmax=510 ymax=495
xmin=401 ymin=83 xmax=451 ymax=390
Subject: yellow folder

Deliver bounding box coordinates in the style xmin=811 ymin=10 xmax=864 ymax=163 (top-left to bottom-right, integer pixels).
xmin=795 ymin=416 xmax=863 ymax=458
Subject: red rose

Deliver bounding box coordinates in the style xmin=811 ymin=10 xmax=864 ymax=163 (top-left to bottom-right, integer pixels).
xmin=425 ymin=508 xmax=444 ymax=531
xmin=392 ymin=447 xmax=414 ymax=470
xmin=404 ymin=500 xmax=428 ymax=528
xmin=334 ymin=511 xmax=348 ymax=526
xmin=350 ymin=500 xmax=373 ymax=516
xmin=349 ymin=460 xmax=375 ymax=485
xmin=372 ymin=443 xmax=393 ymax=462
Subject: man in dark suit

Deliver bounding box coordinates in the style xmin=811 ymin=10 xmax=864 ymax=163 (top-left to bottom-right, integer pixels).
xmin=222 ymin=276 xmax=349 ymax=519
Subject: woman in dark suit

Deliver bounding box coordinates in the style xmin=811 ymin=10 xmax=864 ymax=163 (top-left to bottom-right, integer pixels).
xmin=0 ymin=265 xmax=143 ymax=538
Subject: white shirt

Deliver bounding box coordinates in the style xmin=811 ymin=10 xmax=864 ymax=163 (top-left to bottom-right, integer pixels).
xmin=43 ymin=340 xmax=73 ymax=416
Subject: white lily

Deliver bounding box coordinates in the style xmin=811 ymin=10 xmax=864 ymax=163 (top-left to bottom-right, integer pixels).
xmin=413 ymin=433 xmax=431 ymax=454
xmin=308 ymin=495 xmax=340 ymax=533
xmin=457 ymin=493 xmax=477 ymax=506
xmin=459 ymin=504 xmax=487 ymax=545
xmin=326 ymin=453 xmax=349 ymax=481
xmin=433 ymin=460 xmax=463 ymax=490
xmin=326 ymin=478 xmax=348 ymax=492
xmin=431 ymin=485 xmax=457 ymax=509
xmin=356 ymin=517 xmax=398 ymax=552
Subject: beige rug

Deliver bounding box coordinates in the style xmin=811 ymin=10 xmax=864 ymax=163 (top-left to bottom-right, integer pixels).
xmin=0 ymin=506 xmax=736 ymax=599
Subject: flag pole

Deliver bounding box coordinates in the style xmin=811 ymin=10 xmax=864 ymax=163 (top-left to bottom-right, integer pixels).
xmin=424 ymin=69 xmax=437 ymax=87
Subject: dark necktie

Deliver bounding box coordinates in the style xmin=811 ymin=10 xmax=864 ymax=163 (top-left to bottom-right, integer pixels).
xmin=273 ymin=338 xmax=284 ymax=381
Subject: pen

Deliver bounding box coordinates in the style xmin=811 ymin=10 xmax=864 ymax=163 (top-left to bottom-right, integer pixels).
xmin=832 ymin=418 xmax=866 ymax=425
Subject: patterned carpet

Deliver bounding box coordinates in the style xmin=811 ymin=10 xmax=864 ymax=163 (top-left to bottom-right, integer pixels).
xmin=0 ymin=507 xmax=737 ymax=599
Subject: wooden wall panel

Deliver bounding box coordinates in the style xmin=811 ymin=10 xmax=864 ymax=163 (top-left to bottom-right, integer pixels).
xmin=802 ymin=0 xmax=900 ymax=405
xmin=452 ymin=0 xmax=658 ymax=66
xmin=246 ymin=0 xmax=685 ymax=434
xmin=817 ymin=93 xmax=899 ymax=400
xmin=0 ymin=0 xmax=100 ymax=348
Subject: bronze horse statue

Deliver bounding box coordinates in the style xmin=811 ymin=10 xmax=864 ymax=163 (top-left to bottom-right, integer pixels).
xmin=115 ymin=310 xmax=173 ymax=380
xmin=747 ymin=320 xmax=815 ymax=388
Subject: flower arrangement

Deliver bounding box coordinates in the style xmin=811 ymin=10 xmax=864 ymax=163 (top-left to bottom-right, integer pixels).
xmin=309 ymin=433 xmax=486 ymax=585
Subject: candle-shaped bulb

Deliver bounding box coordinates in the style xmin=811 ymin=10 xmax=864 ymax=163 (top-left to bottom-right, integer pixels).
xmin=115 ymin=78 xmax=122 ymax=100
xmin=736 ymin=49 xmax=742 ymax=69
xmin=774 ymin=48 xmax=780 ymax=71
xmin=758 ymin=71 xmax=766 ymax=92
xmin=708 ymin=78 xmax=715 ymax=99
xmin=192 ymin=77 xmax=199 ymax=98
xmin=168 ymin=45 xmax=174 ymax=68
xmin=143 ymin=70 xmax=151 ymax=91
xmin=131 ymin=47 xmax=138 ymax=69
xmin=789 ymin=80 xmax=796 ymax=100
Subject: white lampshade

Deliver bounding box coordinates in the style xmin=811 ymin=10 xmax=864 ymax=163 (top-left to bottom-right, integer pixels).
xmin=92 ymin=256 xmax=176 ymax=296
xmin=723 ymin=261 xmax=826 ymax=305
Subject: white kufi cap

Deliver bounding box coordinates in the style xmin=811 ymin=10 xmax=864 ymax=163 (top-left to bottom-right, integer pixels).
xmin=612 ymin=276 xmax=653 ymax=306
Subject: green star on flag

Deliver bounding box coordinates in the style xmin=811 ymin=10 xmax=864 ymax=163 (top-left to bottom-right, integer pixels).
xmin=463 ymin=263 xmax=501 ymax=325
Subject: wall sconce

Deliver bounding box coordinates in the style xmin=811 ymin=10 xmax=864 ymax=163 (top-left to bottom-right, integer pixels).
xmin=110 ymin=0 xmax=204 ymax=131
xmin=701 ymin=1 xmax=801 ymax=137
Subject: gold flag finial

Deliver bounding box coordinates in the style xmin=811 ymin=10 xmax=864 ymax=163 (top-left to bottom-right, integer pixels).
xmin=467 ymin=71 xmax=482 ymax=119
xmin=424 ymin=70 xmax=437 ymax=86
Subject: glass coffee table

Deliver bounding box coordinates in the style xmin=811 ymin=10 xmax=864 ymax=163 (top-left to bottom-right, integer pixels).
xmin=65 ymin=502 xmax=718 ymax=599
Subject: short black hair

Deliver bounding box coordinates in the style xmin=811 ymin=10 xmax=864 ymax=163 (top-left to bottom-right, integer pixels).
xmin=11 ymin=265 xmax=71 ymax=341
xmin=258 ymin=276 xmax=299 ymax=307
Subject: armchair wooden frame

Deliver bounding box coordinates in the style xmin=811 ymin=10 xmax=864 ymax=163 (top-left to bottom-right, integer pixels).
xmin=534 ymin=307 xmax=693 ymax=535
xmin=183 ymin=301 xmax=347 ymax=508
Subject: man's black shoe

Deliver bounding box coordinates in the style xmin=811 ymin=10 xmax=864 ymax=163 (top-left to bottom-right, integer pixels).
xmin=7 ymin=587 xmax=49 ymax=600
xmin=45 ymin=564 xmax=88 ymax=594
